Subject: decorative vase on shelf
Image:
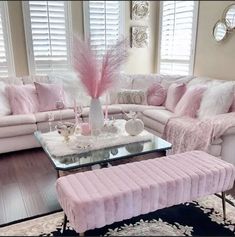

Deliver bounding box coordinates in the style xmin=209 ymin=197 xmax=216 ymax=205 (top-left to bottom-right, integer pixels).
xmin=89 ymin=98 xmax=104 ymax=132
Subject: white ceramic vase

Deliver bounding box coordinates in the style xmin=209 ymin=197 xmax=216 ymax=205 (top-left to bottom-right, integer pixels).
xmin=89 ymin=98 xmax=104 ymax=133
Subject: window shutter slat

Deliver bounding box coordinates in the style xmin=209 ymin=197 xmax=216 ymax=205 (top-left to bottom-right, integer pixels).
xmin=24 ymin=1 xmax=71 ymax=75
xmin=159 ymin=1 xmax=198 ymax=75
xmin=86 ymin=1 xmax=123 ymax=56
xmin=0 ymin=1 xmax=14 ymax=77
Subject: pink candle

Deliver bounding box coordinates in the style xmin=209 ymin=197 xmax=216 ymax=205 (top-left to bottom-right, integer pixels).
xmin=81 ymin=122 xmax=91 ymax=136
xmin=105 ymin=94 xmax=108 ymax=121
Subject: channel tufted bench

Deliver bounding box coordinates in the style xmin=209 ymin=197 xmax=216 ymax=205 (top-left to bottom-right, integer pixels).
xmin=56 ymin=151 xmax=235 ymax=235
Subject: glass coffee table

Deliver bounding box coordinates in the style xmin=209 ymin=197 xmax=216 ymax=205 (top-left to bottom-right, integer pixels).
xmin=35 ymin=131 xmax=172 ymax=177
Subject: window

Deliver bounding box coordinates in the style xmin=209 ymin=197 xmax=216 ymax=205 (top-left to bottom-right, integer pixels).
xmin=23 ymin=1 xmax=72 ymax=75
xmin=0 ymin=1 xmax=15 ymax=77
xmin=158 ymin=1 xmax=198 ymax=75
xmin=83 ymin=1 xmax=124 ymax=58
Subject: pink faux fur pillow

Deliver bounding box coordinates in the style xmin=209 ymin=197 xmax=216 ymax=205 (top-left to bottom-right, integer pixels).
xmin=7 ymin=84 xmax=39 ymax=114
xmin=165 ymin=83 xmax=186 ymax=112
xmin=147 ymin=83 xmax=166 ymax=106
xmin=174 ymin=86 xmax=207 ymax=118
xmin=34 ymin=82 xmax=65 ymax=112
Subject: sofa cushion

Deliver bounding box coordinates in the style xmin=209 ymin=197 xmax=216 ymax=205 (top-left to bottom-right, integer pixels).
xmin=0 ymin=76 xmax=23 ymax=85
xmin=0 ymin=124 xmax=37 ymax=138
xmin=22 ymin=75 xmax=50 ymax=84
xmin=34 ymin=109 xmax=75 ymax=123
xmin=82 ymin=105 xmax=122 ymax=117
xmin=119 ymin=104 xmax=165 ymax=113
xmin=161 ymin=75 xmax=194 ymax=89
xmin=0 ymin=135 xmax=40 ymax=153
xmin=142 ymin=109 xmax=175 ymax=125
xmin=146 ymin=83 xmax=166 ymax=106
xmin=198 ymin=82 xmax=234 ymax=118
xmin=165 ymin=83 xmax=186 ymax=112
xmin=174 ymin=86 xmax=207 ymax=118
xmin=0 ymin=114 xmax=36 ymax=127
xmin=132 ymin=74 xmax=162 ymax=91
xmin=142 ymin=116 xmax=166 ymax=134
xmin=35 ymin=82 xmax=65 ymax=112
xmin=187 ymin=77 xmax=227 ymax=88
xmin=0 ymin=81 xmax=11 ymax=116
xmin=208 ymin=144 xmax=222 ymax=157
xmin=117 ymin=89 xmax=145 ymax=104
xmin=109 ymin=73 xmax=134 ymax=104
xmin=7 ymin=84 xmax=39 ymax=114
xmin=48 ymin=71 xmax=93 ymax=107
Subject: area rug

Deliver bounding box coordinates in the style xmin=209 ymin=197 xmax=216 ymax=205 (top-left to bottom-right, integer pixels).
xmin=1 ymin=195 xmax=235 ymax=236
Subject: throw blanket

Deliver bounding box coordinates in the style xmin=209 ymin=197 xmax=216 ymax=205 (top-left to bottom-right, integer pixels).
xmin=164 ymin=112 xmax=235 ymax=154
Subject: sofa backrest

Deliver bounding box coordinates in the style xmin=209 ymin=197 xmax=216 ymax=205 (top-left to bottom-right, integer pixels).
xmin=188 ymin=77 xmax=235 ymax=88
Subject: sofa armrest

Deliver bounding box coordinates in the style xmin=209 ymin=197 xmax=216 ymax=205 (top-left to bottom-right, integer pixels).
xmin=0 ymin=114 xmax=36 ymax=127
xmin=223 ymin=126 xmax=235 ymax=136
xmin=221 ymin=133 xmax=235 ymax=166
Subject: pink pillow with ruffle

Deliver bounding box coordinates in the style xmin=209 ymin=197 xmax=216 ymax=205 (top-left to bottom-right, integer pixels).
xmin=175 ymin=86 xmax=207 ymax=118
xmin=35 ymin=82 xmax=65 ymax=112
xmin=165 ymin=83 xmax=186 ymax=112
xmin=7 ymin=84 xmax=39 ymax=114
xmin=147 ymin=83 xmax=166 ymax=106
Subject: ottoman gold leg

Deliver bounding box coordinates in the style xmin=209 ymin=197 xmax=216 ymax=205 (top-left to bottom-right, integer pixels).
xmin=222 ymin=191 xmax=226 ymax=221
xmin=62 ymin=213 xmax=68 ymax=233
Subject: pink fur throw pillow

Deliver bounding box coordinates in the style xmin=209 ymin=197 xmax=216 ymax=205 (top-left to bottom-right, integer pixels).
xmin=174 ymin=86 xmax=207 ymax=118
xmin=34 ymin=82 xmax=65 ymax=112
xmin=147 ymin=83 xmax=166 ymax=106
xmin=165 ymin=83 xmax=186 ymax=112
xmin=7 ymin=84 xmax=39 ymax=114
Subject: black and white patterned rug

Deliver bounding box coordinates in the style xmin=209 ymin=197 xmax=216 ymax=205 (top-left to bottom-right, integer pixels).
xmin=1 ymin=195 xmax=235 ymax=236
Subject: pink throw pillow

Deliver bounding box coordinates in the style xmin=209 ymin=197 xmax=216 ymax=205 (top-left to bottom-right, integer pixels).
xmin=34 ymin=82 xmax=65 ymax=112
xmin=147 ymin=83 xmax=166 ymax=106
xmin=174 ymin=86 xmax=207 ymax=118
xmin=7 ymin=84 xmax=39 ymax=114
xmin=165 ymin=83 xmax=186 ymax=112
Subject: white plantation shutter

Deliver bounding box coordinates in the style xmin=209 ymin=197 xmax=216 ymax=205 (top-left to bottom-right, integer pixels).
xmin=0 ymin=1 xmax=14 ymax=77
xmin=158 ymin=1 xmax=198 ymax=75
xmin=84 ymin=1 xmax=124 ymax=58
xmin=23 ymin=1 xmax=72 ymax=75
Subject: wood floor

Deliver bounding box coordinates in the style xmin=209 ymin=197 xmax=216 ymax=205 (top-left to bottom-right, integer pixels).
xmin=0 ymin=148 xmax=234 ymax=227
xmin=0 ymin=148 xmax=61 ymax=226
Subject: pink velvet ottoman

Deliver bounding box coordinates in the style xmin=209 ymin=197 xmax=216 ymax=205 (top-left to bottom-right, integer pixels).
xmin=56 ymin=151 xmax=235 ymax=234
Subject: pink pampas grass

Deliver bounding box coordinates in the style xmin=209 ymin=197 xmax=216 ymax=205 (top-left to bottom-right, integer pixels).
xmin=73 ymin=36 xmax=128 ymax=99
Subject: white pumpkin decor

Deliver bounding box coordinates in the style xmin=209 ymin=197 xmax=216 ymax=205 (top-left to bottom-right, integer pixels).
xmin=125 ymin=111 xmax=144 ymax=136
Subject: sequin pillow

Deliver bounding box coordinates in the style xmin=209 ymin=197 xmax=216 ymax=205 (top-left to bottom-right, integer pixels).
xmin=117 ymin=89 xmax=145 ymax=104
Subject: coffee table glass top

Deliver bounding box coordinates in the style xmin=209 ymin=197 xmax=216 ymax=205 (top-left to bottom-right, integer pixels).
xmin=35 ymin=131 xmax=172 ymax=171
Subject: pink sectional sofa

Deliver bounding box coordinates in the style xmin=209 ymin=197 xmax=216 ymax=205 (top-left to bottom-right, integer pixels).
xmin=0 ymin=74 xmax=235 ymax=166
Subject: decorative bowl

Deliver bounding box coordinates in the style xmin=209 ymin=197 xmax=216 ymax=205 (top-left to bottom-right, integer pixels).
xmin=56 ymin=122 xmax=75 ymax=142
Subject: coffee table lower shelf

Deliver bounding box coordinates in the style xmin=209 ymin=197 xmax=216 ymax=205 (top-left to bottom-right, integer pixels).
xmin=57 ymin=150 xmax=166 ymax=177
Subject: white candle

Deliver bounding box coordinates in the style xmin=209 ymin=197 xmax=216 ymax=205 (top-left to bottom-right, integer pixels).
xmin=105 ymin=93 xmax=108 ymax=122
xmin=74 ymin=99 xmax=78 ymax=124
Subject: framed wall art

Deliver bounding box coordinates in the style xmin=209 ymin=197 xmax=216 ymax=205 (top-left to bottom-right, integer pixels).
xmin=131 ymin=26 xmax=149 ymax=48
xmin=132 ymin=1 xmax=150 ymax=20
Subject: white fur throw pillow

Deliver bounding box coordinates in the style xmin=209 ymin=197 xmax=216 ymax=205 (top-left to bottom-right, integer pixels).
xmin=198 ymin=82 xmax=234 ymax=119
xmin=0 ymin=81 xmax=11 ymax=116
